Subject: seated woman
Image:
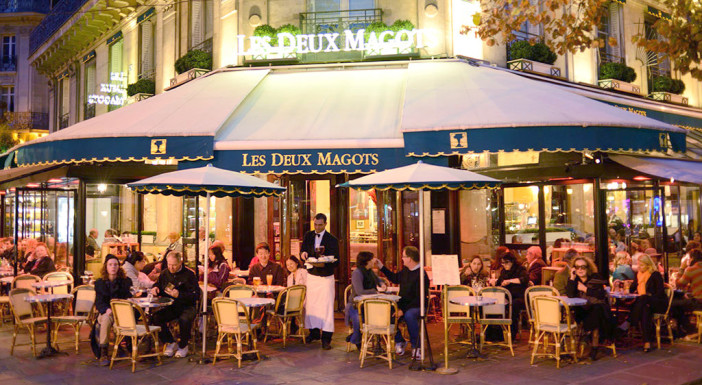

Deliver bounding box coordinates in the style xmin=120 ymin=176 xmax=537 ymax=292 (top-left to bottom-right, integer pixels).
xmin=344 ymin=251 xmax=384 ymax=350
xmin=24 ymin=243 xmax=56 ymax=277
xmin=622 ymin=254 xmax=667 ymax=352
xmin=489 ymin=246 xmax=510 ymax=278
xmin=203 ymin=246 xmax=231 ymax=292
xmin=493 ymin=251 xmax=528 ymax=340
xmin=566 ymin=256 xmax=614 ymax=360
xmin=94 ymin=254 xmax=132 ymax=365
xmin=460 ymin=255 xmax=489 ymax=286
xmin=612 ymin=251 xmax=635 ymax=281
xmin=286 ymin=255 xmax=307 ymax=287
xmin=123 ymin=251 xmax=154 ymax=290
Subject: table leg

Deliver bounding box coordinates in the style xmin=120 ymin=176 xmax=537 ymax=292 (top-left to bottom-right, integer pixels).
xmin=36 ymin=301 xmax=67 ymax=359
xmin=465 ymin=306 xmax=484 ymax=359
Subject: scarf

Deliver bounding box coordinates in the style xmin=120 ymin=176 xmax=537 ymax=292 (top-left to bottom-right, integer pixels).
xmin=359 ymin=266 xmax=377 ymax=290
xmin=637 ymin=270 xmax=651 ymax=295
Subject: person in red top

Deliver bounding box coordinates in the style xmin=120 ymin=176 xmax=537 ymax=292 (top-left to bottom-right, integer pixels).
xmin=673 ymin=249 xmax=702 ymax=336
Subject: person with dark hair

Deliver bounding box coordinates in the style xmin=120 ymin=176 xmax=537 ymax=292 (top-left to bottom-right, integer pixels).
xmin=248 ymin=242 xmax=285 ymax=286
xmin=566 ymin=256 xmax=614 ymax=360
xmin=94 ymin=254 xmax=131 ymax=365
xmin=490 ymin=246 xmax=510 ymax=276
xmin=553 ymin=248 xmax=579 ymax=294
xmin=460 ymin=255 xmax=489 ymax=286
xmin=205 ymin=246 xmax=231 ymax=291
xmin=673 ymin=249 xmax=702 ymax=336
xmin=494 ymin=251 xmax=528 ymax=339
xmin=150 ymin=252 xmax=200 ymax=358
xmin=286 ymin=255 xmax=307 ymax=286
xmin=345 ymin=251 xmax=384 ymax=350
xmin=24 ymin=243 xmax=56 ymax=277
xmin=300 ymin=213 xmax=340 ymax=350
xmin=123 ymin=251 xmax=153 ymax=289
xmin=376 ymin=246 xmax=429 ymax=359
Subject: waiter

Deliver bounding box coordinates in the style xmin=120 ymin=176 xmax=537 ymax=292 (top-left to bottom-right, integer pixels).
xmin=300 ymin=213 xmax=339 ymax=350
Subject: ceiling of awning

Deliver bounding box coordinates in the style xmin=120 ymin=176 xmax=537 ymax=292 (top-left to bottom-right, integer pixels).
xmin=610 ymin=155 xmax=702 ymax=184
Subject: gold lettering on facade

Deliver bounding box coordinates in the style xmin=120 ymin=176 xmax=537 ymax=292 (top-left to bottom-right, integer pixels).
xmin=242 ymin=152 xmax=380 ymax=168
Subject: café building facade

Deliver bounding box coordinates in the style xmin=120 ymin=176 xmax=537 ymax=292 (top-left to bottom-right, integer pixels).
xmin=2 ymin=0 xmax=702 ymax=287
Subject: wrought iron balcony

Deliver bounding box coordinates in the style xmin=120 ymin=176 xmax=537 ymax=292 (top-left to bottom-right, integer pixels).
xmin=0 ymin=0 xmax=50 ymax=13
xmin=3 ymin=111 xmax=49 ymax=131
xmin=598 ymin=50 xmax=623 ymax=65
xmin=0 ymin=56 xmax=16 ymax=72
xmin=299 ymin=8 xmax=383 ymax=35
xmin=190 ymin=37 xmax=213 ymax=54
xmin=30 ymin=0 xmax=88 ymax=53
xmin=58 ymin=112 xmax=69 ymax=130
xmin=84 ymin=103 xmax=95 ymax=120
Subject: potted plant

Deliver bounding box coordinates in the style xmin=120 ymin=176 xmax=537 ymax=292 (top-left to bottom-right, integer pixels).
xmin=272 ymin=24 xmax=301 ymax=58
xmin=365 ymin=20 xmax=417 ymax=56
xmin=598 ymin=62 xmax=640 ymax=94
xmin=507 ymin=40 xmax=561 ymax=77
xmin=126 ymin=78 xmax=155 ymax=103
xmin=253 ymin=24 xmax=278 ymax=47
xmin=170 ymin=49 xmax=212 ymax=87
xmin=649 ymin=75 xmax=688 ymax=105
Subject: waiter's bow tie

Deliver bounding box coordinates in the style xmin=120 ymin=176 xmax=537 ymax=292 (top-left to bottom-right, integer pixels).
xmin=316 ymin=233 xmax=321 ymax=237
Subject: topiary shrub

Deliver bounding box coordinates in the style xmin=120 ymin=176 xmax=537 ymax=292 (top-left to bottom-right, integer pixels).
xmin=126 ymin=78 xmax=155 ymax=97
xmin=174 ymin=49 xmax=212 ymax=74
xmin=508 ymin=40 xmax=557 ymax=64
xmin=277 ymin=23 xmax=301 ymax=36
xmin=652 ymin=75 xmax=685 ymax=94
xmin=389 ymin=19 xmax=415 ymax=32
xmin=364 ymin=21 xmax=392 ymax=42
xmin=599 ymin=62 xmax=637 ymax=83
xmin=254 ymin=24 xmax=278 ymax=46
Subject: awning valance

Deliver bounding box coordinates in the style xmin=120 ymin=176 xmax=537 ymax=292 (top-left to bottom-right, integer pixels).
xmin=401 ymin=61 xmax=686 ymax=156
xmin=610 ymin=155 xmax=702 ymax=185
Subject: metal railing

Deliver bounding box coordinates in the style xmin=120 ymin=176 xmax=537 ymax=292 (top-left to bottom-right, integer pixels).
xmin=58 ymin=112 xmax=69 ymax=130
xmin=30 ymin=0 xmax=87 ymax=53
xmin=598 ymin=50 xmax=623 ymax=65
xmin=83 ymin=103 xmax=95 ymax=120
xmin=0 ymin=56 xmax=16 ymax=72
xmin=190 ymin=37 xmax=213 ymax=54
xmin=3 ymin=111 xmax=49 ymax=131
xmin=299 ymin=8 xmax=383 ymax=35
xmin=0 ymin=0 xmax=50 ymax=13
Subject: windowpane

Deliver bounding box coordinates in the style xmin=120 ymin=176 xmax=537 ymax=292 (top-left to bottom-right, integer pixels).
xmin=139 ymin=20 xmax=155 ymax=79
xmin=349 ymin=188 xmax=377 ymax=266
xmin=504 ymin=186 xmax=540 ymax=246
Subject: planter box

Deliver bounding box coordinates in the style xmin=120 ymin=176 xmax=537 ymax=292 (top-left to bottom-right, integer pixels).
xmin=648 ymin=91 xmax=688 ymax=105
xmin=598 ymin=78 xmax=641 ymax=95
xmin=126 ymin=93 xmax=153 ymax=105
xmin=508 ymin=58 xmax=562 ymax=78
xmin=168 ymin=68 xmax=210 ymax=89
xmin=140 ymin=234 xmax=155 ymax=244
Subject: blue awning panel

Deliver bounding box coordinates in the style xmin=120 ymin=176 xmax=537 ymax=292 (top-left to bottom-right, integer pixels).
xmin=610 ymin=155 xmax=702 ymax=185
xmin=14 ymin=136 xmax=214 ymax=167
xmin=404 ymin=126 xmax=686 ymax=157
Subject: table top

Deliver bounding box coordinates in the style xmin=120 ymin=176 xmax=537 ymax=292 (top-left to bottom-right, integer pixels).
xmin=230 ymin=269 xmax=250 ymax=277
xmin=555 ymin=296 xmax=588 ymax=307
xmin=25 ymin=293 xmax=73 ymax=303
xmin=354 ymin=294 xmax=401 ymax=302
xmin=449 ymin=296 xmax=497 ymax=307
xmin=0 ymin=269 xmax=14 ymax=277
xmin=1 ymin=276 xmax=14 ymax=284
xmin=200 ymin=283 xmax=217 ymax=293
xmin=609 ymin=291 xmax=639 ymax=299
xmin=131 ymin=297 xmax=174 ymax=308
xmin=237 ymin=297 xmax=275 ymax=308
xmin=379 ymin=287 xmax=399 ymax=294
xmin=253 ymin=285 xmax=285 ymax=293
xmin=32 ymin=280 xmax=72 ymax=289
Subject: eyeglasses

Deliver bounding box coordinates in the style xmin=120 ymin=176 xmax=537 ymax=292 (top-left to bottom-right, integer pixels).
xmin=574 ymin=265 xmax=588 ymax=270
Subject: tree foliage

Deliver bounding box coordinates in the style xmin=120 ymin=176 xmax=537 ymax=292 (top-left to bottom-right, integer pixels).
xmin=466 ymin=0 xmax=702 ymax=80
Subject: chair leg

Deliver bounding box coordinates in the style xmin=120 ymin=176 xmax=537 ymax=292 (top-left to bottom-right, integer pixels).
xmin=236 ymin=334 xmax=243 ymax=368
xmin=359 ymin=331 xmax=368 ymax=368
xmin=530 ymin=331 xmax=541 ymax=365
xmin=10 ymin=323 xmax=17 ymax=356
xmin=30 ymin=325 xmax=37 ymax=357
xmin=667 ymin=319 xmax=674 ymax=344
xmin=110 ymin=334 xmax=123 ymax=370
xmin=656 ymin=320 xmax=662 ymax=350
xmin=131 ymin=336 xmax=137 ymax=373
xmin=213 ymin=332 xmax=223 ymax=365
xmin=281 ymin=318 xmax=288 ymax=349
xmin=479 ymin=325 xmax=485 ymax=352
xmin=555 ymin=333 xmax=561 ymax=369
xmin=507 ymin=326 xmax=514 ymax=357
xmin=154 ymin=334 xmax=162 ymax=366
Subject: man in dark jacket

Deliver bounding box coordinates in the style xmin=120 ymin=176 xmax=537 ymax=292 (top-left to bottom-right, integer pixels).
xmin=376 ymin=246 xmax=429 ymax=359
xmin=526 ymin=246 xmax=546 ymax=286
xmin=150 ymin=251 xmax=200 ymax=358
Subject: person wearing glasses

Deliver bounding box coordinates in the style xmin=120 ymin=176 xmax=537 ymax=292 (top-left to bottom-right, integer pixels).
xmin=492 ymin=251 xmax=528 ymax=340
xmin=566 ymin=256 xmax=614 ymax=360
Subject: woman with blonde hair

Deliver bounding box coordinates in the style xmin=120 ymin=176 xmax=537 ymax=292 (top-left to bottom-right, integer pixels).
xmin=612 ymin=251 xmax=635 ymax=281
xmin=623 ymin=254 xmax=667 ymax=352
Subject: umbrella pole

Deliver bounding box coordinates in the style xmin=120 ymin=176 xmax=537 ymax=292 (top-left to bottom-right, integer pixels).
xmin=419 ymin=190 xmax=425 ymax=363
xmin=197 ymin=192 xmax=211 ymax=364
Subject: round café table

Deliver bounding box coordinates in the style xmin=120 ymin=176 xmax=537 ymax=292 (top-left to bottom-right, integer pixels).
xmin=449 ymin=296 xmax=497 ymax=358
xmin=609 ymin=291 xmax=639 ymax=300
xmin=353 ymin=294 xmax=401 ymax=302
xmin=130 ymin=296 xmax=174 ymax=315
xmin=253 ymin=285 xmax=285 ymax=295
xmin=237 ymin=297 xmax=275 ymax=308
xmin=25 ymin=293 xmax=73 ymax=359
xmin=556 ymin=296 xmax=588 ymax=307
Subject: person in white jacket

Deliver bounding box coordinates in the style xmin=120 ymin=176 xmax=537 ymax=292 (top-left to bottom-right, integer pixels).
xmin=123 ymin=251 xmax=154 ymax=290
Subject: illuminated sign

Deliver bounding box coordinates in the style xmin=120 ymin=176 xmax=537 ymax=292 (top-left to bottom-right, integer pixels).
xmin=236 ymin=29 xmax=429 ymax=56
xmin=88 ymin=72 xmax=126 ymax=106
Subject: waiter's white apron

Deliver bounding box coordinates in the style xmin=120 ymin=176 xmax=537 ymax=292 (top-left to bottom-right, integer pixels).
xmin=305 ymin=274 xmax=335 ymax=332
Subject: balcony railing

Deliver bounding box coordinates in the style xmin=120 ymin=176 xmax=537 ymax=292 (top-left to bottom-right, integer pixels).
xmin=84 ymin=103 xmax=95 ymax=120
xmin=598 ymin=50 xmax=623 ymax=66
xmin=3 ymin=111 xmax=49 ymax=131
xmin=299 ymin=8 xmax=383 ymax=35
xmin=0 ymin=0 xmax=50 ymax=14
xmin=58 ymin=112 xmax=69 ymax=130
xmin=30 ymin=0 xmax=88 ymax=53
xmin=0 ymin=56 xmax=16 ymax=72
xmin=190 ymin=37 xmax=213 ymax=54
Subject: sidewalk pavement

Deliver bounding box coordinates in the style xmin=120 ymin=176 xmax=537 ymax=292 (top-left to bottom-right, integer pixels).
xmin=1 ymin=316 xmax=701 ymax=385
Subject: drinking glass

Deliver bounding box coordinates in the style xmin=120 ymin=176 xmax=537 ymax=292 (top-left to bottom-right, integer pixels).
xmin=253 ymin=276 xmax=261 ymax=288
xmin=315 ymin=245 xmax=325 ymax=256
xmin=266 ymin=274 xmax=273 ymax=286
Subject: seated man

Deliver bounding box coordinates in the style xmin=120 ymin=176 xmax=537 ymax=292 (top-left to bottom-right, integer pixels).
xmin=526 ymin=246 xmax=546 ymax=286
xmin=674 ymin=249 xmax=702 ymax=335
xmin=150 ymin=252 xmax=200 ymax=358
xmin=248 ymin=242 xmax=285 ymax=286
xmin=376 ymin=246 xmax=429 ymax=359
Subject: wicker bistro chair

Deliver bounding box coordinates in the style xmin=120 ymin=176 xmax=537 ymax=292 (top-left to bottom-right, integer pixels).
xmin=0 ymin=294 xmax=10 ymax=326
xmin=530 ymin=296 xmax=578 ymax=368
xmin=222 ymin=285 xmax=256 ymax=299
xmin=52 ymin=285 xmax=96 ymax=352
xmin=109 ymin=299 xmax=162 ymax=373
xmin=13 ymin=274 xmax=40 ymax=290
xmin=43 ymin=271 xmax=74 ymax=294
xmin=8 ymin=288 xmax=47 ymax=356
xmin=344 ymin=284 xmax=354 ymax=352
xmin=212 ymin=297 xmax=261 ymax=368
xmin=442 ymin=285 xmax=477 ymax=341
xmin=653 ymin=285 xmax=676 ymax=350
xmin=693 ymin=310 xmax=702 ymax=344
xmin=358 ymin=298 xmax=398 ymax=369
xmin=525 ymin=285 xmax=559 ymax=346
xmin=265 ymin=285 xmax=306 ymax=348
xmin=478 ymin=286 xmax=514 ymax=356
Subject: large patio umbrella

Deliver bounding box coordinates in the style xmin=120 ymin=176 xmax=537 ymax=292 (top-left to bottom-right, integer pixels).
xmin=128 ymin=164 xmax=286 ymax=362
xmin=338 ymin=161 xmax=500 ymax=372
